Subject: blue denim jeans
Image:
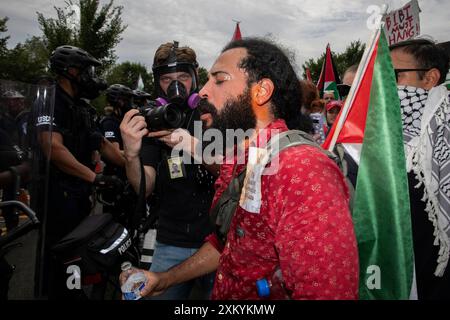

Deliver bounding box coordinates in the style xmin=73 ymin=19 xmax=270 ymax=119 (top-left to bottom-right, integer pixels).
xmin=149 ymin=241 xmax=215 ymax=300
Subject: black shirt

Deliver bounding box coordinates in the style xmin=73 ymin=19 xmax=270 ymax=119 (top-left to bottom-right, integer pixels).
xmin=141 ymin=108 xmax=215 ymax=248
xmin=99 ymin=114 xmax=124 ymax=177
xmin=99 ymin=114 xmax=122 ymax=148
xmin=36 ymin=85 xmax=98 ymax=185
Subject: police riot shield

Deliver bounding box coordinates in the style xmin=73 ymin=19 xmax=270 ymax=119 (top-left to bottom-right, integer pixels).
xmin=0 ymin=79 xmax=55 ymax=299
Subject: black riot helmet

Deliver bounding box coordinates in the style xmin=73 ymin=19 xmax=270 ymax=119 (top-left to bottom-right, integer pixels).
xmin=50 ymin=45 xmax=107 ymax=100
xmin=152 ymin=41 xmax=199 ymax=107
xmin=132 ymin=89 xmax=152 ymax=107
xmin=106 ymin=84 xmax=134 ymax=108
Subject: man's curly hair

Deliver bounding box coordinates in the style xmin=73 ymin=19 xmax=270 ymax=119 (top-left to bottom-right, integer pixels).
xmin=222 ymin=38 xmax=303 ymax=129
xmin=153 ymin=42 xmax=197 ymax=67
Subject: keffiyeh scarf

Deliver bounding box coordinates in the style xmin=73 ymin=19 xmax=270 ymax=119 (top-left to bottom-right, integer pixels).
xmin=399 ymin=85 xmax=450 ymax=277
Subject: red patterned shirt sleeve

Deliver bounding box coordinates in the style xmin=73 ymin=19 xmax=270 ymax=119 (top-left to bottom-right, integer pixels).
xmin=270 ymin=146 xmax=359 ymax=300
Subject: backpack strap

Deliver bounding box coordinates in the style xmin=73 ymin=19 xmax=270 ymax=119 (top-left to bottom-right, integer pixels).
xmin=210 ymin=130 xmax=333 ymax=246
xmin=209 ymin=164 xmax=246 ymax=245
xmin=265 ymin=130 xmax=338 ymax=165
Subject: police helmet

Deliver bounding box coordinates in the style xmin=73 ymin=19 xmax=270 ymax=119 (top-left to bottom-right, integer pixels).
xmin=132 ymin=89 xmax=152 ymax=99
xmin=105 ymin=84 xmax=133 ymax=105
xmin=50 ymin=45 xmax=101 ymax=74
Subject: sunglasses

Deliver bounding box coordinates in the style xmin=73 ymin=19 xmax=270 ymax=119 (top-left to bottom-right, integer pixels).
xmin=394 ymin=68 xmax=432 ymax=82
xmin=337 ymin=84 xmax=351 ymax=98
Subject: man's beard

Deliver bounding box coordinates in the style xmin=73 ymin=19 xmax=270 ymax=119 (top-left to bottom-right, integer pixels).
xmin=197 ymin=88 xmax=256 ymax=156
xmin=197 ymin=88 xmax=256 ymax=135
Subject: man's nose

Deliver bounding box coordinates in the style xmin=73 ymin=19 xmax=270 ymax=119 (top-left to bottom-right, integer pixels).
xmin=199 ymin=81 xmax=209 ymax=99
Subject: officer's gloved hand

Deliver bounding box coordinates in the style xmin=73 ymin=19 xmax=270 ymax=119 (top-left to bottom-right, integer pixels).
xmin=93 ymin=174 xmax=124 ymax=191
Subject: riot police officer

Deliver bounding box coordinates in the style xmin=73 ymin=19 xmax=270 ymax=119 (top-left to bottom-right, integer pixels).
xmin=100 ymin=84 xmax=134 ymax=155
xmin=98 ymin=84 xmax=135 ymax=220
xmin=35 ymin=45 xmax=125 ymax=298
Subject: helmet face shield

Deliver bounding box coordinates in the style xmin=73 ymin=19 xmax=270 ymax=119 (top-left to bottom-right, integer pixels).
xmin=78 ymin=66 xmax=107 ymax=100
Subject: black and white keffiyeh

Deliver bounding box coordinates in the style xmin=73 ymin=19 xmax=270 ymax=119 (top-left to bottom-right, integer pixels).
xmin=399 ymin=84 xmax=450 ymax=277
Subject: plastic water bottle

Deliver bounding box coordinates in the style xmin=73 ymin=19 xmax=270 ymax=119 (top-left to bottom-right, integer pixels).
xmin=256 ymin=268 xmax=290 ymax=299
xmin=120 ymin=261 xmax=146 ymax=300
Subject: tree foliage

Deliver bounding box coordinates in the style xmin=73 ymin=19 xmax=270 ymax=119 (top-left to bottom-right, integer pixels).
xmin=302 ymin=40 xmax=366 ymax=82
xmin=0 ymin=34 xmax=50 ymax=83
xmin=37 ymin=0 xmax=127 ymax=72
xmin=0 ymin=15 xmax=50 ymax=82
xmin=0 ymin=17 xmax=10 ymax=56
xmin=105 ymin=61 xmax=154 ymax=94
xmin=197 ymin=67 xmax=208 ymax=89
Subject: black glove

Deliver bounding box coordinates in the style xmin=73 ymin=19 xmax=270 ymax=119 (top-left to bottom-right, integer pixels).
xmin=93 ymin=174 xmax=123 ymax=191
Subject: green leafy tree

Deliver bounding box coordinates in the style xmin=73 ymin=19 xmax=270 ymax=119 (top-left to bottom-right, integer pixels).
xmin=197 ymin=67 xmax=208 ymax=89
xmin=37 ymin=0 xmax=127 ymax=73
xmin=0 ymin=17 xmax=10 ymax=56
xmin=1 ymin=36 xmax=50 ymax=82
xmin=88 ymin=61 xmax=154 ymax=112
xmin=105 ymin=61 xmax=154 ymax=94
xmin=302 ymin=40 xmax=366 ymax=82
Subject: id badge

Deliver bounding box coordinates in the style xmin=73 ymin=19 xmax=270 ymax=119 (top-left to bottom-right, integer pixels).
xmin=167 ymin=156 xmax=185 ymax=179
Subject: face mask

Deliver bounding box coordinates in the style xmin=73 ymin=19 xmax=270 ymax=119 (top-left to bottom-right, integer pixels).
xmin=77 ymin=66 xmax=107 ymax=100
xmin=155 ymin=80 xmax=200 ymax=109
xmin=397 ymin=85 xmax=428 ymax=136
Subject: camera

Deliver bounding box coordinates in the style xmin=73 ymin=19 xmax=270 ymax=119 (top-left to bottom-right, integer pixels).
xmin=139 ymin=102 xmax=186 ymax=131
xmin=138 ymin=80 xmax=200 ymax=131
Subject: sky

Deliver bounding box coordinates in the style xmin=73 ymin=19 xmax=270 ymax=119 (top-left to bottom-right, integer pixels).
xmin=1 ymin=0 xmax=449 ymax=74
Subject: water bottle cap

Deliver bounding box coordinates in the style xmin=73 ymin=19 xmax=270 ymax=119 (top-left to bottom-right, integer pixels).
xmin=120 ymin=261 xmax=132 ymax=271
xmin=256 ymin=278 xmax=270 ymax=298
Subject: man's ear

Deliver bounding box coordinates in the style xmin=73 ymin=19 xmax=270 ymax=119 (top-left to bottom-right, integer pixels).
xmin=252 ymin=78 xmax=274 ymax=106
xmin=423 ymin=68 xmax=441 ymax=90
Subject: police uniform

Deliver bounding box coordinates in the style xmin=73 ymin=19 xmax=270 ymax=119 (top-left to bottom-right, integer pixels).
xmin=98 ymin=113 xmax=123 ymax=176
xmin=36 ymin=85 xmax=102 ymax=297
xmin=98 ymin=112 xmax=130 ymax=219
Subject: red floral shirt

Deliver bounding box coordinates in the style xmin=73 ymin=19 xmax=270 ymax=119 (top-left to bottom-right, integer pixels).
xmin=208 ymin=119 xmax=359 ymax=300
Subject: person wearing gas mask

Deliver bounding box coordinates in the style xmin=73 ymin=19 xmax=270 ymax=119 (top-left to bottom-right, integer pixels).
xmin=101 ymin=84 xmax=134 ymax=156
xmin=98 ymin=84 xmax=135 ymax=219
xmin=120 ymin=41 xmax=216 ymax=300
xmin=132 ymin=89 xmax=152 ymax=109
xmin=35 ymin=45 xmax=125 ymax=298
xmin=390 ymin=38 xmax=450 ymax=300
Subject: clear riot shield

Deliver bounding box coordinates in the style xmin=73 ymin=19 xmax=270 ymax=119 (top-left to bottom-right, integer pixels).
xmin=0 ymin=79 xmax=55 ymax=300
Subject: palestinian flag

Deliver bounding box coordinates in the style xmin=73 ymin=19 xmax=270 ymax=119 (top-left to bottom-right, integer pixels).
xmin=305 ymin=68 xmax=313 ymax=82
xmin=323 ymin=29 xmax=415 ymax=299
xmin=231 ymin=22 xmax=242 ymax=41
xmin=316 ymin=44 xmax=341 ymax=99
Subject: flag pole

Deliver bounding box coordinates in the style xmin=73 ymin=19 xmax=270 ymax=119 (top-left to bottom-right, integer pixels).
xmin=326 ymin=5 xmax=389 ymax=152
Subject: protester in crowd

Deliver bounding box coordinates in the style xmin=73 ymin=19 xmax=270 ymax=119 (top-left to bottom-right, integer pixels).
xmin=325 ymin=100 xmax=343 ymax=133
xmin=390 ymin=38 xmax=450 ymax=299
xmin=299 ymin=80 xmax=320 ymax=115
xmin=120 ymin=41 xmax=217 ymax=300
xmin=126 ymin=38 xmax=359 ymax=300
xmin=322 ymin=90 xmax=335 ymax=103
xmin=309 ymin=99 xmax=326 ymax=144
xmin=35 ymin=45 xmax=125 ymax=298
xmin=337 ymin=64 xmax=358 ymax=99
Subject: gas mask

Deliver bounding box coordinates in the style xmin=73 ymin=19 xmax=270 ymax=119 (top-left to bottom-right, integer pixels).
xmin=155 ymin=79 xmax=200 ymax=109
xmin=76 ymin=66 xmax=107 ymax=100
